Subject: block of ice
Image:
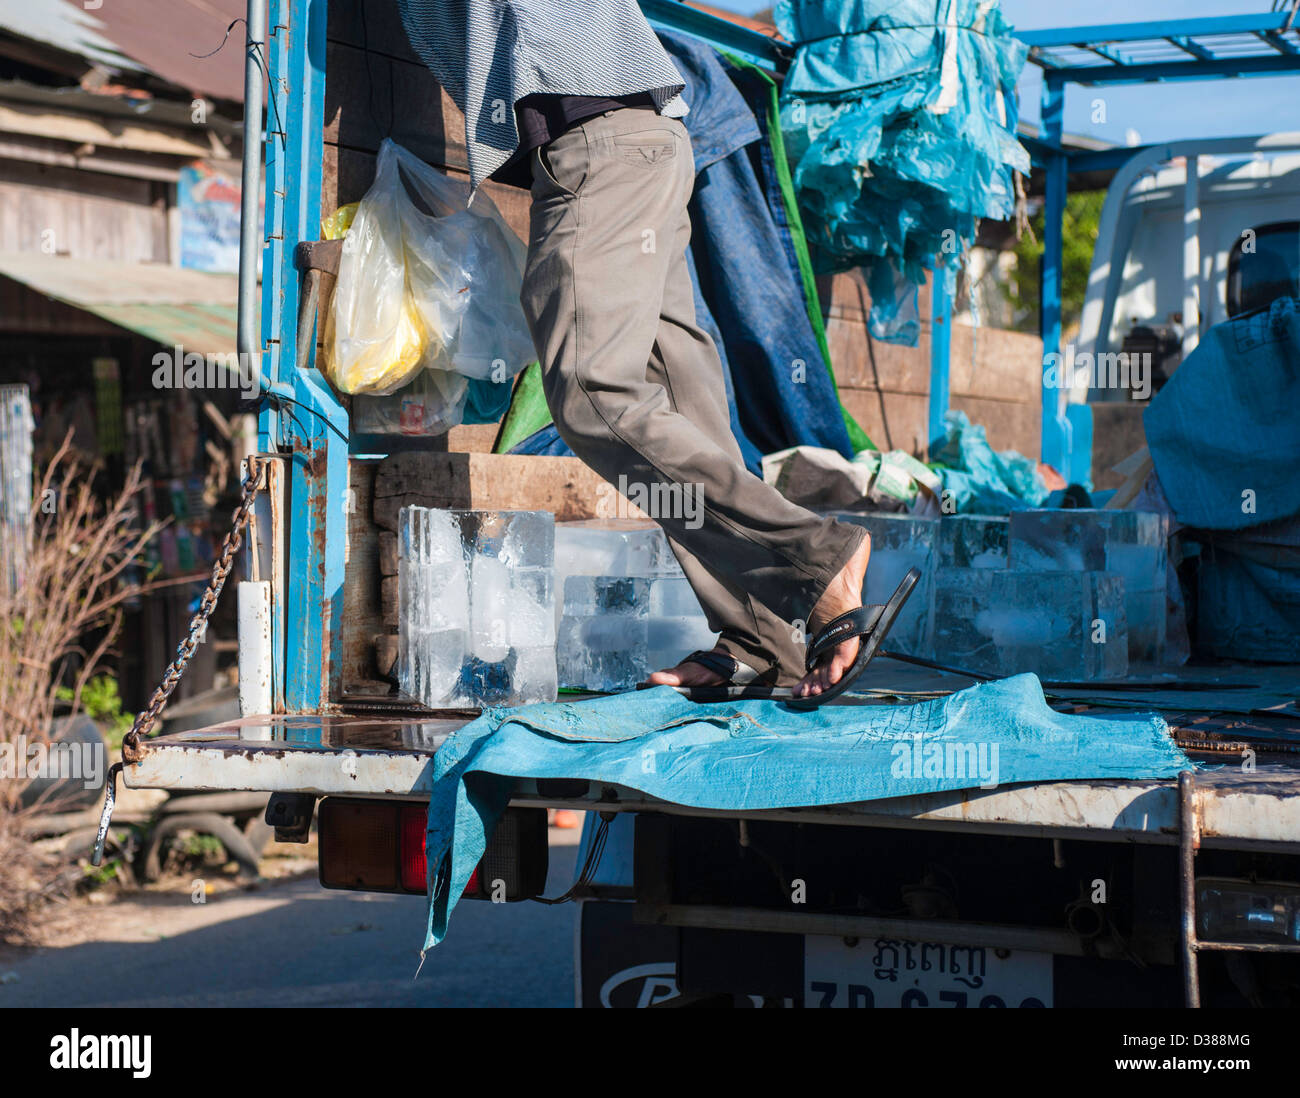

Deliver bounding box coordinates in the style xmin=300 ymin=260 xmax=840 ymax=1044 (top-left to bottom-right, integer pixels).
xmin=556 ymin=574 xmax=715 ymax=691
xmin=645 ymin=577 xmax=715 ymax=672
xmin=555 ymin=519 xmax=682 ymax=578
xmin=937 ymin=515 xmax=1008 ymax=570
xmin=398 ymin=506 xmax=556 ymax=708
xmin=1009 ymin=509 xmax=1167 ymax=666
xmin=553 ymin=520 xmax=715 ymax=691
xmin=932 ymin=569 xmax=1128 ymax=681
xmin=398 ymin=508 xmax=470 ymax=706
xmin=830 ymin=512 xmax=937 ymax=656
xmin=557 ymin=576 xmax=651 ymax=692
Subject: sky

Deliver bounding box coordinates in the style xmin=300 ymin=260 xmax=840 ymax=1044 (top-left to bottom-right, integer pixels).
xmin=702 ymin=0 xmax=1300 ymax=144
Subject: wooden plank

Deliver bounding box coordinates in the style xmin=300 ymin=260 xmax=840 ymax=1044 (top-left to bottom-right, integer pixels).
xmin=0 ymin=161 xmax=167 ymax=264
xmin=1090 ymin=402 xmax=1148 ymax=491
xmin=371 ymin=452 xmax=646 ymax=530
xmin=827 ymin=308 xmax=1042 ymax=405
xmin=340 ymin=461 xmax=385 ymax=688
xmin=950 ymin=396 xmax=1040 ymax=457
xmin=949 ymin=324 xmax=1045 ymax=404
xmin=838 ymin=388 xmax=930 ymax=458
xmin=379 ymin=574 xmax=398 ymax=627
xmin=321 ymin=144 xmax=529 ymax=239
xmin=323 ymin=42 xmax=470 ymax=173
xmin=328 ymin=0 xmax=423 ymax=65
xmin=378 ymin=530 xmax=398 ymax=576
xmin=388 ymin=57 xmax=467 ymax=172
xmin=825 ymin=314 xmax=929 ymax=393
xmin=446 ymin=422 xmax=504 ymax=453
xmin=322 ymin=40 xmax=395 ymax=155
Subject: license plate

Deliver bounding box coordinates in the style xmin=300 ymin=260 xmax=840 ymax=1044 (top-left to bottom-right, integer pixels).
xmin=804 ymin=935 xmax=1053 ymax=1008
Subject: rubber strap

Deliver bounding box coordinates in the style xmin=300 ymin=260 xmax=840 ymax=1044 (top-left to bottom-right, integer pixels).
xmin=681 ymin=649 xmax=760 ymax=685
xmin=805 ymin=604 xmax=884 ymax=671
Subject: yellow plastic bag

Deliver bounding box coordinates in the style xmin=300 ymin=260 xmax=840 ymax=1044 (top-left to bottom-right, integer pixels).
xmin=323 ymin=178 xmax=429 ymax=394
xmin=320 ymin=202 xmax=359 ymax=241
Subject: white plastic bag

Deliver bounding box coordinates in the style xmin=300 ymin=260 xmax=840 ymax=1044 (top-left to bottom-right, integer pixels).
xmin=324 ymin=139 xmax=534 ymax=395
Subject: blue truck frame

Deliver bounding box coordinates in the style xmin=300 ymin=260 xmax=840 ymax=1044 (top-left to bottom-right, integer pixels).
xmin=247 ymin=2 xmax=1300 ymax=711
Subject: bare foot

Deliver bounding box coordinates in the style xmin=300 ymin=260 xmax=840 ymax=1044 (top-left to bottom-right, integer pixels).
xmin=646 ymin=647 xmax=733 ymax=687
xmin=792 ymin=534 xmax=872 ymax=700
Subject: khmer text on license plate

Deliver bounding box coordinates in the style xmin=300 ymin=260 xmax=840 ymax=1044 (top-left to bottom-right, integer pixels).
xmin=803 ymin=935 xmax=1052 ymax=1007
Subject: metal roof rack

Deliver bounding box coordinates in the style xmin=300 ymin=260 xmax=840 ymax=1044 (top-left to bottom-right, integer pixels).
xmin=1021 ymin=11 xmax=1300 ymax=84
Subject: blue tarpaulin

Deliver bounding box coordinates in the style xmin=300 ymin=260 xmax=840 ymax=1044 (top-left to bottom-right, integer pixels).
xmin=775 ymin=0 xmax=1030 ymax=344
xmin=422 ymin=675 xmax=1189 ymax=948
xmin=1145 ymin=296 xmax=1300 ymax=532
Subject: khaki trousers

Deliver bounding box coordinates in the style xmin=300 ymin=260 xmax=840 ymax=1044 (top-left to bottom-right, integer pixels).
xmin=519 ymin=108 xmax=865 ymax=684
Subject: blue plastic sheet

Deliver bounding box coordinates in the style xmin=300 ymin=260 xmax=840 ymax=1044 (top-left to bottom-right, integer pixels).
xmin=422 ymin=675 xmax=1188 ymax=948
xmin=1145 ymin=296 xmax=1300 ymax=532
xmin=775 ymin=0 xmax=1029 ymax=344
xmin=932 ymin=410 xmax=1049 ymax=514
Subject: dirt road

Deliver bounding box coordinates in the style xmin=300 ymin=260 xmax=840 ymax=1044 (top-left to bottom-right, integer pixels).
xmin=1 ymin=832 xmax=580 ymax=1007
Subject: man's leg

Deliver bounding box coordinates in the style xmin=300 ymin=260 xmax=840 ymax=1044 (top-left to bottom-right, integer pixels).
xmin=642 ymin=219 xmax=814 ymax=683
xmin=520 ymin=109 xmax=866 ymax=686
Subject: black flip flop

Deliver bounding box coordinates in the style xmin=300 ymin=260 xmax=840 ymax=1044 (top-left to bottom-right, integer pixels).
xmin=787 ymin=566 xmax=922 ymax=709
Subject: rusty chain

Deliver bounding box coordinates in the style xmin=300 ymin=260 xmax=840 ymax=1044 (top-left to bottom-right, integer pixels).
xmin=121 ymin=454 xmax=264 ymax=765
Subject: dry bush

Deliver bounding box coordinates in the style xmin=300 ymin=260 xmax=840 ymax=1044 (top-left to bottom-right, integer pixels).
xmin=0 ymin=435 xmax=160 ymax=939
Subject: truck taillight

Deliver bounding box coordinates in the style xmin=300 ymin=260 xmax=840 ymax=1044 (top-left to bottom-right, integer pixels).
xmin=318 ymin=798 xmax=548 ymax=900
xmin=400 ymin=804 xmax=427 ymax=892
xmin=317 ymin=799 xmax=430 ymax=895
xmin=318 ymin=798 xmax=409 ymax=893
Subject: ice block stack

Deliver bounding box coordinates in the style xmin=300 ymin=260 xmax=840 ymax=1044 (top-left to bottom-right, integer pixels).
xmin=936 ymin=515 xmax=1008 ymax=570
xmin=932 ymin=569 xmax=1128 ymax=681
xmin=831 ymin=512 xmax=937 ymax=656
xmin=398 ymin=507 xmax=556 ymax=708
xmin=555 ymin=520 xmax=714 ymax=691
xmin=1009 ymin=509 xmax=1167 ymax=667
xmin=554 ymin=519 xmax=681 ymax=582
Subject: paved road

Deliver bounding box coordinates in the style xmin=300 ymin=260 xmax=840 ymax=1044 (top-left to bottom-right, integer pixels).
xmin=1 ymin=841 xmax=579 ymax=1008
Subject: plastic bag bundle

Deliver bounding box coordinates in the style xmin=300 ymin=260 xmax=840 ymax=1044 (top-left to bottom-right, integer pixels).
xmin=932 ymin=410 xmax=1048 ymax=514
xmin=775 ymin=0 xmax=1030 ymax=344
xmin=352 ymin=367 xmax=470 ymax=437
xmin=325 ymin=139 xmax=534 ymax=395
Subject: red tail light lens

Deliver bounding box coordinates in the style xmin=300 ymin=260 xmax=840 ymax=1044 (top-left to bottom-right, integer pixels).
xmin=399 ymin=805 xmax=427 ymax=893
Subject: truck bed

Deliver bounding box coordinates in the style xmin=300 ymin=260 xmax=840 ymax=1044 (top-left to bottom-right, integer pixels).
xmin=122 ymin=700 xmax=1300 ymax=853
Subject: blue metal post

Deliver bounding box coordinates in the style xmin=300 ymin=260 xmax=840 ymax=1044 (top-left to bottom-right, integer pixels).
xmin=263 ymin=0 xmax=348 ymax=712
xmin=928 ymin=266 xmax=951 ymax=454
xmin=1039 ymin=75 xmax=1072 ymax=474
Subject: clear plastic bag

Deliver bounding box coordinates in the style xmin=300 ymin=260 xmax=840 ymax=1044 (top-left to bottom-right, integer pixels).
xmin=324 ymin=139 xmax=534 ymax=395
xmin=352 ymin=366 xmax=468 ymax=436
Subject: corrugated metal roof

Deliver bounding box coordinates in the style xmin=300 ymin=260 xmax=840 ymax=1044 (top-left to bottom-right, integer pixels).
xmin=0 ymin=0 xmax=245 ymax=102
xmin=0 ymin=251 xmax=238 ymax=355
xmin=0 ymin=0 xmax=142 ymax=74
